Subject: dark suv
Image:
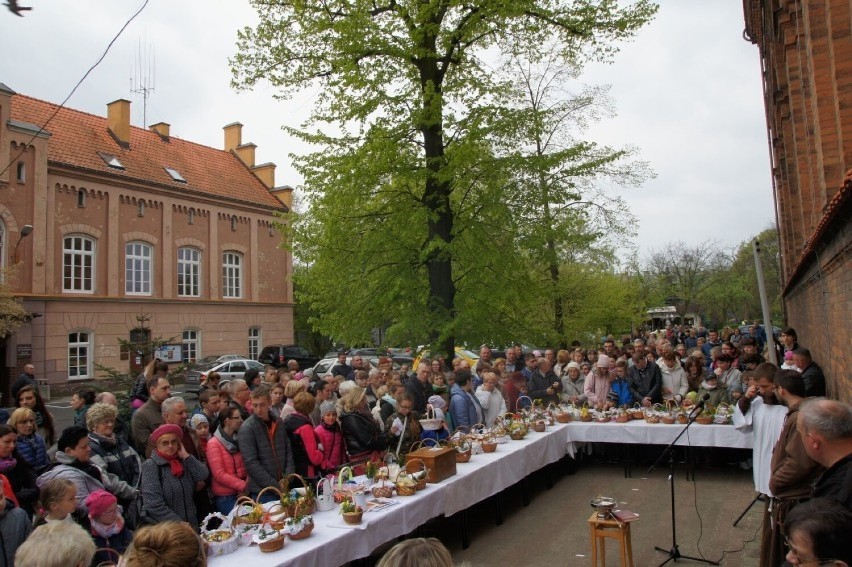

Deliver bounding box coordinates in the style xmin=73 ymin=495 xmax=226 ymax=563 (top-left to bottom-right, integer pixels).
xmin=257 ymin=344 xmax=319 ymax=370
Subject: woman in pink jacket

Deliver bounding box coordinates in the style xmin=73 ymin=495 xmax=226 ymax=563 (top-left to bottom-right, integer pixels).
xmin=205 ymin=405 xmax=247 ymax=514
xmin=283 ymin=392 xmax=326 ymax=478
xmin=314 ymin=401 xmax=346 ymax=471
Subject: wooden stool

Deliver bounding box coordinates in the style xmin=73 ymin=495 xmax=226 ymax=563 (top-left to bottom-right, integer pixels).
xmin=587 ymin=512 xmax=634 ymax=567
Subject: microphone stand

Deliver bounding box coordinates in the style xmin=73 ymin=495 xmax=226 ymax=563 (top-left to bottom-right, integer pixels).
xmin=648 ymin=401 xmax=719 ymax=566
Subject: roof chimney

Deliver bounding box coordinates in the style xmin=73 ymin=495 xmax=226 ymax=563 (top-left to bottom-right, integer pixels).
xmin=223 ymin=122 xmax=242 ymax=152
xmin=270 ymin=185 xmax=293 ymax=210
xmin=107 ymin=99 xmax=131 ymax=146
xmin=235 ymin=143 xmax=256 ymax=168
xmin=149 ymin=122 xmax=170 ymax=140
xmin=252 ymin=162 xmax=276 ymax=188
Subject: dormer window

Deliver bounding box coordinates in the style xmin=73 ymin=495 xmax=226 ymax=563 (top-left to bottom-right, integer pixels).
xmin=98 ymin=152 xmax=124 ymax=170
xmin=165 ymin=167 xmax=186 ymax=183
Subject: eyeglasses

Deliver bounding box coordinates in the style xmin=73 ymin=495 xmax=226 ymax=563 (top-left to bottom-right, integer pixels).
xmin=783 ymin=536 xmax=837 ymax=565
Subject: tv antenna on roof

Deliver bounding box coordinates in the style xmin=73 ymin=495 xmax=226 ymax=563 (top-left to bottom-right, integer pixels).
xmin=130 ymin=38 xmax=155 ymax=127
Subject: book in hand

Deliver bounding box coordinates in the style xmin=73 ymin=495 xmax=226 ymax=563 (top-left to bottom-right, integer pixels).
xmin=613 ymin=509 xmax=640 ymax=522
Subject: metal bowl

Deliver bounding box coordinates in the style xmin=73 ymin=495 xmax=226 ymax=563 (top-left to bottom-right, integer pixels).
xmin=590 ymin=496 xmax=617 ymax=519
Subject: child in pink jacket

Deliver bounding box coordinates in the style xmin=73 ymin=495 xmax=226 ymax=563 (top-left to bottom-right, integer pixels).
xmin=314 ymin=401 xmax=346 ymax=472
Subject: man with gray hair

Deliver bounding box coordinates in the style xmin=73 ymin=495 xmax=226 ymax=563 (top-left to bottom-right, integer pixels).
xmin=798 ymin=398 xmax=852 ymax=509
xmin=130 ymin=376 xmax=170 ymax=455
xmin=227 ymin=378 xmax=251 ymax=421
xmin=144 ymin=396 xmax=196 ymax=459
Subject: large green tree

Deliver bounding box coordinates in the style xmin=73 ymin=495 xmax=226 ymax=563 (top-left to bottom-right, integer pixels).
xmin=232 ymin=0 xmax=657 ymax=355
xmin=489 ymin=51 xmax=651 ymax=346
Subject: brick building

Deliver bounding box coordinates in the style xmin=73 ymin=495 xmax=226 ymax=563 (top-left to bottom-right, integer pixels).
xmin=743 ymin=1 xmax=851 ymax=402
xmin=0 ymin=82 xmax=295 ymax=393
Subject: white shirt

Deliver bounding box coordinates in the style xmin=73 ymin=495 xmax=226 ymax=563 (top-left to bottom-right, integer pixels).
xmin=733 ymin=396 xmax=788 ymax=496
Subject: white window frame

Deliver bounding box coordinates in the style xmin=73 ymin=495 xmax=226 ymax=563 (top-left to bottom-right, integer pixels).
xmin=68 ymin=331 xmax=92 ymax=380
xmin=125 ymin=241 xmax=153 ymax=296
xmin=182 ymin=329 xmax=200 ymax=364
xmin=63 ymin=235 xmax=96 ymax=293
xmin=222 ymin=251 xmax=243 ymax=299
xmin=177 ymin=247 xmax=201 ymax=298
xmin=248 ymin=327 xmax=261 ymax=360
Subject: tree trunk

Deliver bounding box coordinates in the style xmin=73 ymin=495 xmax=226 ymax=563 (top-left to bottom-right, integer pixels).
xmin=418 ymin=38 xmax=455 ymax=360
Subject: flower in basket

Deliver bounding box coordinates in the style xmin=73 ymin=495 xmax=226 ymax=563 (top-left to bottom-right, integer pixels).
xmin=284 ymin=511 xmax=314 ymax=535
xmin=339 ymin=499 xmax=363 ymax=517
xmin=365 ymin=460 xmax=379 ymax=481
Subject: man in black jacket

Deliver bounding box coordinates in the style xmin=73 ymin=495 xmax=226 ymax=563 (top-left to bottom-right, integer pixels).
xmin=405 ymin=362 xmax=432 ymax=413
xmin=791 ymin=348 xmax=826 ymax=397
xmin=528 ymin=358 xmax=562 ymax=406
xmin=628 ymin=353 xmax=662 ymax=406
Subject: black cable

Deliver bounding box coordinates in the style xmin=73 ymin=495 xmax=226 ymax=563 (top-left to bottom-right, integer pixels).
xmin=0 ymin=0 xmax=150 ymax=178
xmin=687 ymin=425 xmax=762 ymax=563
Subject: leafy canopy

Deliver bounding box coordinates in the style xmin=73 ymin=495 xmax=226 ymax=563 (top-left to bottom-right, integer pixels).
xmin=231 ymin=0 xmax=658 ymax=351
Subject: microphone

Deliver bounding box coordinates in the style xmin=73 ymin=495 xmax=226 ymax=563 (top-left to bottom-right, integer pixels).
xmin=689 ymin=393 xmax=711 ymax=416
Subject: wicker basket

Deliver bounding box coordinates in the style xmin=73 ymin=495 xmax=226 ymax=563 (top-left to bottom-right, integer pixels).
xmin=695 ymin=415 xmax=714 ymax=425
xmin=394 ymin=470 xmax=418 ymax=496
xmin=455 ymin=444 xmax=472 ymax=463
xmin=405 ymin=458 xmax=429 ymax=490
xmin=555 ymin=412 xmax=572 ymax=423
xmin=615 ymin=414 xmax=630 ymax=423
xmin=284 ymin=502 xmax=314 ymax=540
xmin=481 ymin=437 xmax=497 ymax=453
xmin=280 ymin=474 xmax=316 ymax=517
xmin=532 ymin=420 xmax=546 ymax=432
xmin=259 ymin=533 xmax=285 ymax=553
xmin=661 ymin=415 xmax=676 ymax=424
xmin=342 ymin=509 xmax=364 ymax=525
xmin=231 ymin=495 xmax=264 ymax=526
xmin=371 ymin=478 xmax=395 ymax=498
xmin=200 ymin=513 xmax=239 ymax=557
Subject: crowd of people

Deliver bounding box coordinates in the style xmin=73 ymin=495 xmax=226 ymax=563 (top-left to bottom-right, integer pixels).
xmin=0 ymin=323 xmax=847 ymax=566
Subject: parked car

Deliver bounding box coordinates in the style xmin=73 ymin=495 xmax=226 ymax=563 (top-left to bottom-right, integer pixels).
xmin=412 ymin=347 xmax=479 ymax=369
xmin=306 ymin=357 xmax=378 ymax=380
xmin=184 ymin=358 xmax=266 ymax=393
xmin=258 ymin=344 xmax=320 ymax=370
xmin=185 ymin=354 xmax=247 ymax=367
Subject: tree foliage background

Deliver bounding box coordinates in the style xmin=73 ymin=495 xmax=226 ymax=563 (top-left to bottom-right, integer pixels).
xmin=231 ymin=0 xmax=658 ymax=352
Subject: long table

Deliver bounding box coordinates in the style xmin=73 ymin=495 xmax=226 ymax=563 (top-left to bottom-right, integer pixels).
xmin=210 ymin=422 xmax=572 ymax=567
xmin=563 ymin=419 xmax=753 ymax=457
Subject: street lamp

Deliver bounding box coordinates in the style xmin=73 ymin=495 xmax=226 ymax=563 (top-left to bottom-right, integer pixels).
xmin=13 ymin=224 xmax=33 ymax=264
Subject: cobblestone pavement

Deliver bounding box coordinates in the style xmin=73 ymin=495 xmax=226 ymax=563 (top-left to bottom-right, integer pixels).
xmin=411 ymin=456 xmax=764 ymax=567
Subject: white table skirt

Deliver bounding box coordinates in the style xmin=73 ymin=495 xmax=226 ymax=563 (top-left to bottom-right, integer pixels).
xmin=210 ymin=423 xmax=572 ymax=567
xmin=563 ymin=419 xmax=753 ymax=457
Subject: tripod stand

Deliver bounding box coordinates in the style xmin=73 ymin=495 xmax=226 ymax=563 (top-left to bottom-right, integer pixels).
xmin=648 ymin=408 xmax=719 ymax=566
xmin=732 ymin=493 xmax=764 ymax=527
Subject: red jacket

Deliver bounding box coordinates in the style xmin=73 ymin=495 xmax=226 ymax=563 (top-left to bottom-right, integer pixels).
xmin=206 ymin=435 xmax=247 ymax=496
xmin=314 ymin=422 xmax=346 ymax=470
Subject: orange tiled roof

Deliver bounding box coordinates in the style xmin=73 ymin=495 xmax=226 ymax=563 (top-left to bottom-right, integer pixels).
xmin=10 ymin=94 xmax=285 ymax=210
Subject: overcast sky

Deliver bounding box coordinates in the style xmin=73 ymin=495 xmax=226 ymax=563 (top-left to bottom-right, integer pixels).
xmin=2 ymin=1 xmax=775 ymax=256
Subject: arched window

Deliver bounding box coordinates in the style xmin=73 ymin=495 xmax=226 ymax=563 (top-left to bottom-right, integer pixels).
xmin=63 ymin=235 xmax=96 ymax=292
xmin=125 ymin=241 xmax=153 ymax=295
xmin=222 ymin=251 xmax=242 ymax=299
xmin=68 ymin=331 xmax=93 ymax=379
xmin=77 ymin=190 xmax=86 ymax=208
xmin=182 ymin=329 xmax=200 ymax=364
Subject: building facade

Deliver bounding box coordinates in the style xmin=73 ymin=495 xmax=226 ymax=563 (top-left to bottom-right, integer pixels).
xmin=0 ymin=83 xmax=295 ymax=392
xmin=743 ymin=1 xmax=851 ymax=402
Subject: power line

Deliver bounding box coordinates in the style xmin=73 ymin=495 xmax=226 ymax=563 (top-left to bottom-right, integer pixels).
xmin=0 ymin=0 xmax=151 ymax=178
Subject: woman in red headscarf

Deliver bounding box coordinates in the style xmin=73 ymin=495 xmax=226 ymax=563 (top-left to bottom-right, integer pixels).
xmin=138 ymin=424 xmax=208 ymax=530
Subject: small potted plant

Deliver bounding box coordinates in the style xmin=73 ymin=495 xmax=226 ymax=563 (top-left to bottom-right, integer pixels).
xmin=340 ymin=499 xmax=364 ymax=525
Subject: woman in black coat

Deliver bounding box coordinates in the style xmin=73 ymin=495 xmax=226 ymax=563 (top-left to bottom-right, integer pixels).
xmin=338 ymin=387 xmax=388 ymax=462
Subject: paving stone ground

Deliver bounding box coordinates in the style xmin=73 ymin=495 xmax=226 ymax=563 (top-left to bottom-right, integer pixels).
xmin=362 ymin=455 xmax=765 ymax=566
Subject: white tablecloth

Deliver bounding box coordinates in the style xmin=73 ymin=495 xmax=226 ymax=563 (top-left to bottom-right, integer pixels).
xmin=563 ymin=419 xmax=753 ymax=457
xmin=210 ymin=423 xmax=571 ymax=567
